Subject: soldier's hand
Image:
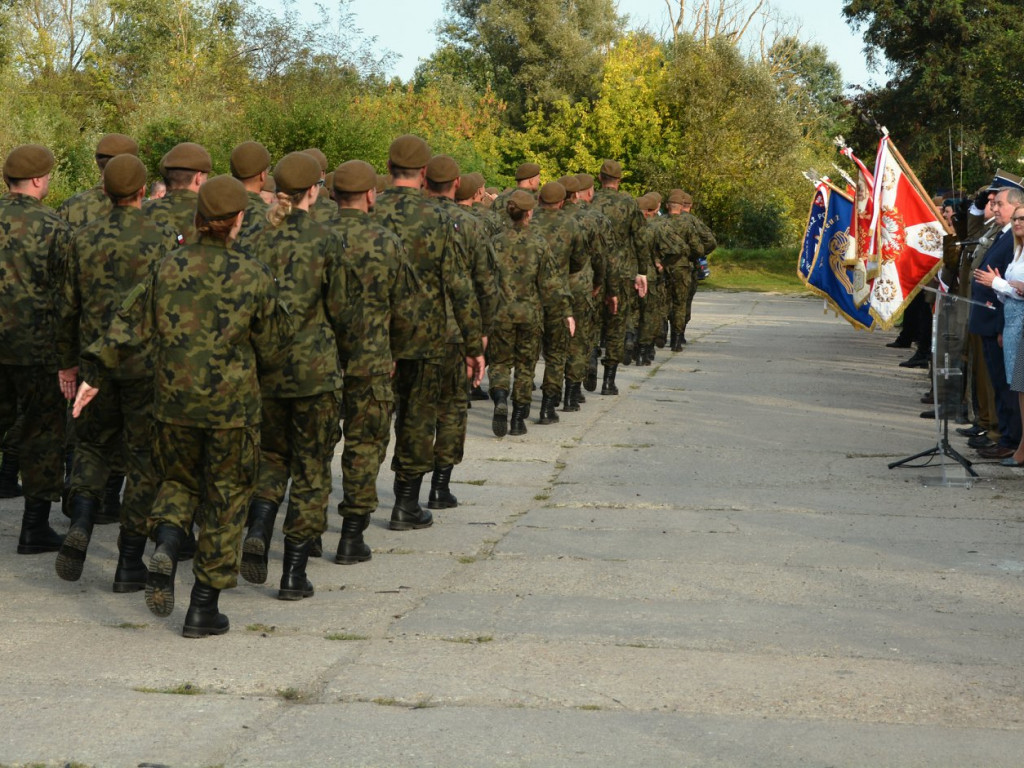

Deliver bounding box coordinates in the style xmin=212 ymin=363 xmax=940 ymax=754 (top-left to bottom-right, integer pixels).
xmin=566 ymin=316 xmax=576 ymax=337
xmin=605 ymin=295 xmax=619 ymax=315
xmin=482 ymin=335 xmax=489 ymax=353
xmin=634 ymin=273 xmax=648 ymax=298
xmin=72 ymin=381 xmax=99 ymax=418
xmin=465 ymin=354 xmax=486 ymax=387
xmin=58 ymin=367 xmax=78 ymax=401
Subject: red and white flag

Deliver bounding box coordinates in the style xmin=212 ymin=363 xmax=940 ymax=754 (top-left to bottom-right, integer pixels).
xmin=866 ymin=135 xmax=951 ymax=328
xmin=839 ymin=144 xmax=877 ymax=308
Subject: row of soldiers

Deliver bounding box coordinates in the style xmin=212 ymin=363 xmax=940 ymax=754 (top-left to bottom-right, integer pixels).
xmin=0 ymin=132 xmax=713 ymax=637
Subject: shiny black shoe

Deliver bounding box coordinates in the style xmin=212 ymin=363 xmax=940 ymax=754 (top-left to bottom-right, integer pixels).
xmin=278 ymin=538 xmax=315 ymax=600
xmin=428 ymin=465 xmax=458 ymax=509
xmin=389 ymin=475 xmax=433 ymax=531
xmin=335 ymin=515 xmax=372 ymax=565
xmin=182 ymin=582 xmax=229 ymax=637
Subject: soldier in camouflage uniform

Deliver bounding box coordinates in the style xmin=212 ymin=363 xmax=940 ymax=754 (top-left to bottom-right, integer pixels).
xmin=327 ymin=160 xmax=405 ymax=564
xmin=679 ymin=191 xmax=716 ymax=347
xmin=529 ymin=182 xmax=579 ymax=424
xmin=239 ymin=152 xmax=346 ymax=600
xmin=54 ymin=155 xmax=180 ymax=589
xmin=371 ymin=135 xmax=485 ymax=531
xmin=230 ymin=140 xmax=272 ymax=251
xmin=0 ymin=145 xmax=72 ymax=554
xmin=493 ymin=163 xmax=541 ymax=227
xmin=58 ymin=134 xmax=139 ymax=231
xmin=424 ymin=156 xmax=498 ymax=507
xmin=75 ymin=175 xmax=292 ymax=637
xmin=488 ymin=190 xmax=574 ymax=437
xmin=143 ymin=142 xmax=212 ymax=245
xmin=635 ymin=193 xmax=681 ymax=366
xmin=664 ymin=189 xmax=706 ymax=350
xmin=590 ymin=160 xmax=648 ymax=395
xmin=302 ymin=148 xmax=339 ymax=224
xmin=57 ymin=133 xmax=140 ymax=523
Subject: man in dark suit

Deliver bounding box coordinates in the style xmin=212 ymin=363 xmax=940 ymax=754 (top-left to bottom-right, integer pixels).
xmin=969 ymin=186 xmax=1024 ymax=458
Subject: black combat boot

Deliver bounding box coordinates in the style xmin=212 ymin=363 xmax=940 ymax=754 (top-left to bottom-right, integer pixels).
xmin=537 ymin=393 xmax=559 ymax=425
xmin=568 ymin=381 xmax=583 ymax=411
xmin=491 ymin=388 xmax=509 ymax=437
xmin=182 ymin=581 xmax=229 ymax=638
xmin=428 ymin=464 xmax=458 ymax=509
xmin=146 ymin=523 xmax=186 ymax=617
xmin=55 ymin=495 xmax=99 ymax=581
xmin=335 ymin=515 xmax=372 ymax=564
xmin=623 ymin=331 xmax=636 ymax=365
xmin=240 ymin=498 xmax=278 ymax=584
xmin=310 ymin=535 xmax=323 ymax=558
xmin=562 ymin=378 xmax=572 ymax=411
xmin=17 ymin=497 xmax=63 ymax=554
xmin=470 ymin=384 xmax=489 ymax=400
xmin=94 ymin=472 xmax=124 ymax=525
xmin=278 ymin=537 xmax=315 ymax=600
xmin=671 ymin=331 xmax=684 ymax=352
xmin=655 ymin=319 xmax=668 ymax=348
xmin=669 ymin=328 xmax=678 ymax=350
xmin=112 ymin=531 xmax=148 ymax=593
xmin=600 ymin=364 xmax=619 ymax=396
xmin=638 ymin=343 xmax=654 ymax=366
xmin=390 ymin=475 xmax=433 ymax=530
xmin=584 ymin=347 xmax=600 ymax=392
xmin=0 ymin=451 xmax=22 ymax=498
xmin=509 ymin=402 xmax=528 ymax=436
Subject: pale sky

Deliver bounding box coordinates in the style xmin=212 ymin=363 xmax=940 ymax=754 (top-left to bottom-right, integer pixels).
xmin=334 ymin=0 xmax=883 ymax=89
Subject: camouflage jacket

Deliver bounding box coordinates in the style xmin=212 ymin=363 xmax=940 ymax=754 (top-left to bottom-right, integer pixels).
xmin=234 ymin=191 xmax=269 ymax=254
xmin=442 ymin=199 xmax=499 ymax=341
xmin=470 ymin=202 xmax=504 ymax=239
xmin=663 ymin=212 xmax=704 ymax=267
xmin=308 ymin=193 xmax=337 ymax=225
xmin=528 ymin=207 xmax=579 ymax=316
xmin=0 ymin=193 xmax=73 ymax=367
xmin=58 ymin=185 xmax=111 ymax=232
xmin=329 ymin=207 xmax=405 ymax=377
xmin=81 ymin=236 xmax=292 ymax=428
xmin=684 ymin=211 xmax=717 ymax=256
xmin=591 ymin=187 xmax=646 ymax=282
xmin=372 ymin=186 xmax=483 ymax=359
xmin=491 ymin=225 xmax=570 ymax=327
xmin=246 ymin=208 xmax=345 ymax=397
xmin=144 ymin=189 xmax=198 ymax=244
xmin=57 ymin=206 xmax=180 ymax=379
xmin=569 ymin=201 xmax=614 ymax=297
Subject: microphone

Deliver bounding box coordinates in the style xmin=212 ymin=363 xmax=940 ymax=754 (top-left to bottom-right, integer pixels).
xmin=955 ymin=237 xmax=990 ymax=247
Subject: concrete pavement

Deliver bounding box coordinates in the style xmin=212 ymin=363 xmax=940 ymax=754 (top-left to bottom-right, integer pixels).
xmin=1 ymin=291 xmax=1023 ymax=767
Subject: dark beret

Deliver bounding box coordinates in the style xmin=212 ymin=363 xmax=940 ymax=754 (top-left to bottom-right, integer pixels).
xmin=333 ymin=160 xmax=377 ymax=193
xmin=197 ymin=175 xmax=248 ymax=221
xmin=509 ymin=189 xmax=536 ymax=212
xmin=274 ymin=152 xmax=322 ymax=194
xmin=302 ymin=148 xmax=328 ymax=172
xmin=230 ymin=141 xmax=271 ymax=179
xmin=103 ymin=154 xmax=147 ymax=197
xmin=389 ymin=134 xmax=431 ymax=169
xmin=515 ymin=162 xmax=541 ymax=181
xmin=3 ymin=144 xmax=54 ymax=180
xmin=557 ymin=175 xmax=580 ymax=194
xmin=600 ymin=159 xmax=623 ymax=179
xmin=160 ymin=142 xmax=212 ymax=174
xmin=455 ymin=172 xmax=484 ymax=201
xmin=95 ymin=134 xmax=139 ymax=158
xmin=539 ymin=181 xmax=566 ymax=204
xmin=426 ymin=155 xmax=460 ymax=184
xmin=575 ymin=173 xmax=594 ymax=191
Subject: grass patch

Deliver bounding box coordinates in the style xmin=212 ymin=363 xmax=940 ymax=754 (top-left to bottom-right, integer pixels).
xmin=462 ymin=479 xmax=487 ymax=486
xmin=372 ymin=697 xmax=400 ymax=707
xmin=618 ymin=642 xmax=650 ymax=648
xmin=246 ymin=623 xmax=276 ymax=633
xmin=703 ymin=247 xmax=804 ymax=293
xmin=457 ymin=555 xmax=476 ymax=564
xmin=534 ymin=493 xmax=549 ymax=501
xmin=134 ymin=682 xmax=202 ymax=695
xmin=325 ymin=632 xmax=369 ymax=641
xmin=387 ymin=547 xmax=414 ymax=555
xmin=112 ymin=621 xmax=148 ymax=630
xmin=277 ymin=687 xmax=310 ymax=702
xmin=577 ymin=704 xmax=603 ymax=711
xmin=444 ymin=635 xmax=494 ymax=644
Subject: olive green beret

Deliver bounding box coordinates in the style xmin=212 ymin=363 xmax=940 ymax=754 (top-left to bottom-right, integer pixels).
xmin=95 ymin=133 xmax=139 ymax=158
xmin=557 ymin=175 xmax=580 ymax=194
xmin=324 ymin=171 xmax=334 ymax=191
xmin=485 ymin=186 xmax=499 ymax=196
xmin=333 ymin=160 xmax=377 ymax=193
xmin=509 ymin=189 xmax=536 ymax=212
xmin=262 ymin=174 xmax=276 ymax=193
xmin=274 ymin=151 xmax=321 ymax=194
xmin=230 ymin=141 xmax=271 ymax=179
xmin=575 ymin=173 xmax=594 ymax=191
xmin=426 ymin=155 xmax=460 ymax=184
xmin=376 ymin=174 xmax=390 ymax=193
xmin=160 ymin=142 xmax=212 ymax=174
xmin=649 ymin=191 xmax=663 ymax=208
xmin=599 ymin=159 xmax=622 ymax=179
xmin=515 ymin=162 xmax=541 ymax=181
xmin=389 ymin=134 xmax=431 ymax=169
xmin=539 ymin=181 xmax=566 ymax=204
xmin=103 ymin=154 xmax=147 ymax=197
xmin=302 ymin=148 xmax=328 ymax=173
xmin=636 ymin=193 xmax=658 ymax=212
xmin=668 ymin=189 xmax=692 ymax=205
xmin=197 ymin=175 xmax=248 ymax=221
xmin=455 ymin=172 xmax=483 ymax=201
xmin=3 ymin=144 xmax=54 ymax=180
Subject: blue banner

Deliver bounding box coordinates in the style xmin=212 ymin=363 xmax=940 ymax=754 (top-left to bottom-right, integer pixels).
xmin=806 ymin=189 xmax=875 ymax=330
xmin=798 ymin=187 xmax=827 ymax=283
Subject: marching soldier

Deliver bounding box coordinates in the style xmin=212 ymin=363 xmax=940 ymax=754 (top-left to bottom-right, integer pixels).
xmin=58 ymin=133 xmax=140 ymax=230
xmin=143 ymin=142 xmax=212 ymax=244
xmin=229 ymin=140 xmax=272 ymax=248
xmin=0 ymin=144 xmax=72 ymax=555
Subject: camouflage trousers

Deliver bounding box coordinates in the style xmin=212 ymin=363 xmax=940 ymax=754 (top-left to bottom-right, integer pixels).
xmin=665 ymin=263 xmax=694 ymax=334
xmin=151 ymin=421 xmax=259 ymax=590
xmin=638 ymin=274 xmax=666 ymax=346
xmin=0 ymin=364 xmax=65 ymax=501
xmin=566 ymin=286 xmax=596 ymax=383
xmin=391 ymin=358 xmax=443 ymax=481
xmin=254 ymin=391 xmax=341 ymax=543
xmin=434 ymin=342 xmax=468 ymax=468
xmin=70 ymin=377 xmax=156 ymax=537
xmin=602 ymin=277 xmax=634 ymax=366
xmin=339 ymin=373 xmax=394 ymax=518
xmin=540 ymin=315 xmax=570 ymax=397
xmin=684 ymin=266 xmax=700 ymax=327
xmin=488 ymin=320 xmax=542 ymax=405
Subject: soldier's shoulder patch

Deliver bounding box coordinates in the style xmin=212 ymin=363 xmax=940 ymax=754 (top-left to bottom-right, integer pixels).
xmin=120 ymin=281 xmax=147 ymax=311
